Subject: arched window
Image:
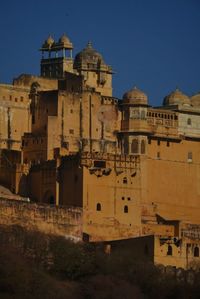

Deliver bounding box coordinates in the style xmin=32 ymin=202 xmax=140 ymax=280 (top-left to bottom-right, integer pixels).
xmin=123 ymin=177 xmax=127 ymax=184
xmin=194 ymin=246 xmax=199 ymax=257
xmin=96 ymin=203 xmax=101 ymax=211
xmin=141 ymin=140 xmax=146 ymax=154
xmin=131 ymin=139 xmax=139 ymax=154
xmin=124 ymin=205 xmax=128 ymax=213
xmin=167 ymin=245 xmax=173 ymax=256
xmin=187 ymin=118 xmax=192 ymax=125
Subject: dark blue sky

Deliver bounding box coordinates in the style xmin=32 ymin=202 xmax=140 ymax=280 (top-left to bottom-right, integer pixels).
xmin=0 ymin=0 xmax=199 ymax=105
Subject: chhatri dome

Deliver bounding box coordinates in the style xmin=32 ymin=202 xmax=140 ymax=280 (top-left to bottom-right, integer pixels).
xmin=42 ymin=35 xmax=55 ymax=48
xmin=191 ymin=92 xmax=200 ymax=108
xmin=58 ymin=34 xmax=73 ymax=48
xmin=163 ymin=88 xmax=191 ymax=106
xmin=122 ymin=86 xmax=148 ymax=105
xmin=74 ymin=41 xmax=105 ymax=69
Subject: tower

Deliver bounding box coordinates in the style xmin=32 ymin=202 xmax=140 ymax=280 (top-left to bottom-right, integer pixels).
xmin=40 ymin=34 xmax=74 ymax=78
xmin=73 ymin=42 xmax=113 ymax=97
xmin=119 ymin=86 xmax=149 ymax=155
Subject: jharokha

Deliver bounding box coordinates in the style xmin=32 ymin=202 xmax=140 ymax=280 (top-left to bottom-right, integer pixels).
xmin=0 ymin=34 xmax=200 ymax=269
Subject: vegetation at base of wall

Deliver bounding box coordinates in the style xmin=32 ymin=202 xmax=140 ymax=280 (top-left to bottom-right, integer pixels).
xmin=0 ymin=225 xmax=200 ymax=299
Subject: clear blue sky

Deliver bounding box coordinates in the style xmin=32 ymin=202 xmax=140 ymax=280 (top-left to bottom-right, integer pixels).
xmin=0 ymin=0 xmax=200 ymax=106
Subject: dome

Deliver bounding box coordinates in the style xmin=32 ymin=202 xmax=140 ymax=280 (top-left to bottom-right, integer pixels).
xmin=163 ymin=88 xmax=191 ymax=106
xmin=42 ymin=35 xmax=54 ymax=48
xmin=122 ymin=86 xmax=148 ymax=105
xmin=191 ymin=92 xmax=200 ymax=107
xmin=59 ymin=34 xmax=70 ymax=43
xmin=74 ymin=41 xmax=105 ymax=69
xmin=58 ymin=34 xmax=73 ymax=48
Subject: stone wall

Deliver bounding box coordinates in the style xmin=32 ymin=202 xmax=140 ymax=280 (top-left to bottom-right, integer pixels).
xmin=0 ymin=198 xmax=82 ymax=240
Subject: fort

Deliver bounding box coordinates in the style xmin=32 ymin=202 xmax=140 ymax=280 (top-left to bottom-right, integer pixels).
xmin=0 ymin=34 xmax=200 ymax=269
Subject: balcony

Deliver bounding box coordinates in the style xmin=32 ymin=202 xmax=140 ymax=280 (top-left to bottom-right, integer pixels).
xmin=120 ymin=117 xmax=179 ymax=138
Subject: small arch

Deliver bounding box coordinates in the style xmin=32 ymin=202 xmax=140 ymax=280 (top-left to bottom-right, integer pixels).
xmin=167 ymin=245 xmax=173 ymax=256
xmin=96 ymin=203 xmax=101 ymax=211
xmin=141 ymin=140 xmax=146 ymax=154
xmin=187 ymin=118 xmax=192 ymax=125
xmin=124 ymin=205 xmax=128 ymax=213
xmin=194 ymin=246 xmax=199 ymax=257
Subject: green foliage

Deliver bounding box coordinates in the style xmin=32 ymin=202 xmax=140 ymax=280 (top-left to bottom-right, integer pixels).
xmin=49 ymin=237 xmax=97 ymax=279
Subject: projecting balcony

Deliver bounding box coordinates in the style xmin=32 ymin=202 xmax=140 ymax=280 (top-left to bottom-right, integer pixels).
xmin=121 ymin=119 xmax=152 ymax=133
xmin=120 ymin=117 xmax=179 ymax=138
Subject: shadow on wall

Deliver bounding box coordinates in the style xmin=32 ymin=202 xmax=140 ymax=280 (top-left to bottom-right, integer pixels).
xmin=18 ymin=174 xmax=28 ymax=197
xmin=43 ymin=190 xmax=55 ymax=205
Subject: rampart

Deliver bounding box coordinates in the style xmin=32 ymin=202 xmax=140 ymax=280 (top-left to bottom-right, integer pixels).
xmin=0 ymin=198 xmax=83 ymax=240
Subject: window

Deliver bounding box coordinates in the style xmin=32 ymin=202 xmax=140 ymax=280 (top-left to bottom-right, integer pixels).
xmin=127 ymin=197 xmax=131 ymax=201
xmin=194 ymin=246 xmax=199 ymax=257
xmin=94 ymin=160 xmax=106 ymax=168
xmin=187 ymin=118 xmax=191 ymax=125
xmin=157 ymin=140 xmax=160 ymax=146
xmin=96 ymin=203 xmax=101 ymax=211
xmin=131 ymin=139 xmax=139 ymax=154
xmin=167 ymin=141 xmax=170 ymax=147
xmin=69 ymin=129 xmax=74 ymax=134
xmin=124 ymin=205 xmax=128 ymax=213
xmin=148 ymin=138 xmax=151 ymax=145
xmin=188 ymin=152 xmax=192 ymax=162
xmin=122 ymin=197 xmax=125 ymax=200
xmin=167 ymin=245 xmax=172 ymax=256
xmin=123 ymin=177 xmax=127 ymax=184
xmin=141 ymin=140 xmax=146 ymax=154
